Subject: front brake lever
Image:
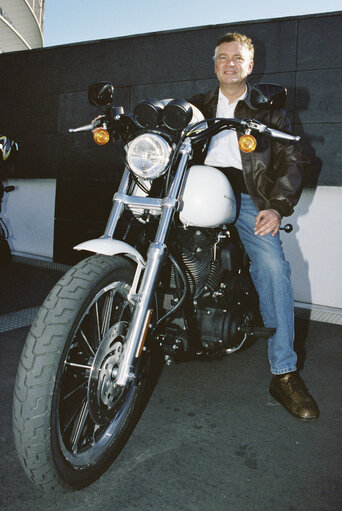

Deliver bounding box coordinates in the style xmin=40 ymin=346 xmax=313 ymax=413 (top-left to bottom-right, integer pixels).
xmin=245 ymin=119 xmax=300 ymax=142
xmin=244 ymin=119 xmax=267 ymax=134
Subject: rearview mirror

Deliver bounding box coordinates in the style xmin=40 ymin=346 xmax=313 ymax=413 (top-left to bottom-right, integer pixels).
xmin=88 ymin=82 xmax=115 ymax=107
xmin=250 ymin=83 xmax=287 ymax=110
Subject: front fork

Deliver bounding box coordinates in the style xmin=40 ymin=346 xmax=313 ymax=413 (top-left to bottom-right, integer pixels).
xmin=115 ymin=139 xmax=192 ymax=387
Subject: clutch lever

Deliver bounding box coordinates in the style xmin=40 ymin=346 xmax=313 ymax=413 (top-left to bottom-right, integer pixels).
xmin=69 ymin=117 xmax=105 ymax=133
xmin=69 ymin=123 xmax=94 ymax=133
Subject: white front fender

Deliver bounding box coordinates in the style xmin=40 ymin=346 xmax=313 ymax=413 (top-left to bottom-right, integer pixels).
xmin=74 ymin=238 xmax=146 ymax=266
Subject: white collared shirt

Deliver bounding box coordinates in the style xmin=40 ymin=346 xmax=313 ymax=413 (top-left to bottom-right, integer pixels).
xmin=205 ymin=87 xmax=247 ymax=169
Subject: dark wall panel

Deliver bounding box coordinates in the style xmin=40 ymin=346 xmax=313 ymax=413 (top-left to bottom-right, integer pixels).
xmin=54 ymin=217 xmax=106 ymax=265
xmin=0 ymin=98 xmax=17 ymax=134
xmin=15 ymin=133 xmax=58 ymax=178
xmin=0 ymin=11 xmax=341 ymax=262
xmin=130 ymin=79 xmax=217 ymax=107
xmin=297 ymin=14 xmax=342 ymax=69
xmin=0 ymin=11 xmax=340 ymax=183
xmin=54 ymin=177 xmax=122 ymax=264
xmin=295 ymin=123 xmax=342 ymax=187
xmin=18 ymin=94 xmax=60 ymax=135
xmin=295 ymin=69 xmax=342 ymax=124
xmin=57 ymin=132 xmax=125 ymax=179
xmin=55 ymin=177 xmax=117 ymax=220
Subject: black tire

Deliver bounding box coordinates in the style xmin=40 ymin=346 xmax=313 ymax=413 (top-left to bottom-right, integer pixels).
xmin=13 ymin=254 xmax=161 ymax=490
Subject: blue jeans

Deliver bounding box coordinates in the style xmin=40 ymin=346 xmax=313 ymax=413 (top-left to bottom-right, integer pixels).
xmin=234 ymin=194 xmax=297 ymax=375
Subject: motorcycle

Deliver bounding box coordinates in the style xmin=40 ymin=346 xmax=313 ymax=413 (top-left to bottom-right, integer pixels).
xmin=0 ymin=135 xmax=17 ymax=265
xmin=12 ymin=82 xmax=297 ymax=490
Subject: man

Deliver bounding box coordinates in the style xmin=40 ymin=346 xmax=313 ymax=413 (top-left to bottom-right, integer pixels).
xmin=189 ymin=32 xmax=319 ymax=420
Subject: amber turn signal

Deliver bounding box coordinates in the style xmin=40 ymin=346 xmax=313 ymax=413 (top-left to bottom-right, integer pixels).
xmin=93 ymin=128 xmax=110 ymax=145
xmin=239 ymin=134 xmax=257 ymax=153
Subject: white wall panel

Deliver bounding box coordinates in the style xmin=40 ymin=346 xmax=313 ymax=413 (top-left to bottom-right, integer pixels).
xmin=1 ymin=178 xmax=56 ymax=260
xmin=281 ymin=186 xmax=342 ymax=309
xmin=2 ymin=179 xmax=341 ymax=310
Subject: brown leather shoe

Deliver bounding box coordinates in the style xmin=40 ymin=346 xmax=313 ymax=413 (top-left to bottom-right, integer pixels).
xmin=269 ymin=372 xmax=319 ymax=420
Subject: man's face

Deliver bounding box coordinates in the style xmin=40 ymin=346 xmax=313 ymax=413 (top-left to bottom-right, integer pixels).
xmin=214 ymin=41 xmax=254 ymax=88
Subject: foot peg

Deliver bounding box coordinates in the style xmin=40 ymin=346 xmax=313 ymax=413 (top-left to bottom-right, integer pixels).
xmin=238 ymin=325 xmax=276 ymax=338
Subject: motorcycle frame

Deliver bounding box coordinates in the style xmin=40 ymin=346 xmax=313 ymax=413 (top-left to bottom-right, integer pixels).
xmin=75 ymin=138 xmax=195 ymax=388
xmin=72 ymin=109 xmax=295 ymax=387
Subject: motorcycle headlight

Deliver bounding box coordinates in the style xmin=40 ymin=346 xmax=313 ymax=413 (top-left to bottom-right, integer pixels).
xmin=126 ymin=133 xmax=171 ymax=179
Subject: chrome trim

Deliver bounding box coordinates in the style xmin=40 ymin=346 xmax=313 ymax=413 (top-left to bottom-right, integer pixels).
xmin=127 ymin=259 xmax=145 ymax=305
xmin=112 ymin=193 xmax=178 ymax=214
xmin=224 ymin=334 xmax=248 ymax=355
xmin=115 ymin=242 xmax=167 ymax=387
xmin=103 ymin=167 xmax=131 ymax=238
xmin=113 ymin=193 xmax=163 ymax=210
xmin=115 ymin=138 xmax=193 ymax=388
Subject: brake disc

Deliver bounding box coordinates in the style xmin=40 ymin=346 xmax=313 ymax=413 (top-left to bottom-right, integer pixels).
xmin=87 ymin=321 xmax=128 ymax=424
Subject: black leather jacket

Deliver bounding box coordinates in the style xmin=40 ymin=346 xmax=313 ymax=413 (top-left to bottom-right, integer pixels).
xmin=188 ymin=84 xmax=308 ymax=217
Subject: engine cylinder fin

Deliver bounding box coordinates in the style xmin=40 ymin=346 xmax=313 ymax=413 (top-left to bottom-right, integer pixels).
xmin=181 ymin=246 xmax=213 ymax=297
xmin=205 ymin=260 xmax=224 ymax=293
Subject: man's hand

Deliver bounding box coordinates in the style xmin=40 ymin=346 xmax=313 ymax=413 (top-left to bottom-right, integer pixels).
xmin=254 ymin=209 xmax=281 ymax=237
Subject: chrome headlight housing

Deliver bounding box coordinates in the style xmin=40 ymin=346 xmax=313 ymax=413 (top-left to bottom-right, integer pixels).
xmin=126 ymin=133 xmax=171 ymax=179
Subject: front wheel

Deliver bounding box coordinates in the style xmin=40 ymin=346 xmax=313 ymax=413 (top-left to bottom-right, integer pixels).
xmin=13 ymin=254 xmax=160 ymax=490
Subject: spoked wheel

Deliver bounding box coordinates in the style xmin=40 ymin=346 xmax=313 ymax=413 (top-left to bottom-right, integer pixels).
xmin=13 ymin=254 xmax=159 ymax=490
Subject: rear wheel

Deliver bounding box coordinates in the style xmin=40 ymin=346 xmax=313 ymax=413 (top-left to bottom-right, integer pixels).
xmin=13 ymin=254 xmax=159 ymax=489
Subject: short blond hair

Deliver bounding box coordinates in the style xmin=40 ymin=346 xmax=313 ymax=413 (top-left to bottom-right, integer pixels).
xmin=213 ymin=32 xmax=254 ymax=60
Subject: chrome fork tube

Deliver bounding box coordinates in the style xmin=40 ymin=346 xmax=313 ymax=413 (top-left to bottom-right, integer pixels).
xmin=115 ymin=241 xmax=167 ymax=387
xmin=103 ymin=167 xmax=131 ymax=238
xmin=115 ymin=139 xmax=192 ymax=387
xmin=154 ymin=140 xmax=191 ymax=243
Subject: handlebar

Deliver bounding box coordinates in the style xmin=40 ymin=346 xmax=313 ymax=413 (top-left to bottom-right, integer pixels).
xmin=68 ymin=114 xmax=300 ymax=144
xmin=69 ymin=123 xmax=94 ymax=133
xmin=186 ymin=118 xmax=300 ymax=144
xmin=266 ymin=128 xmax=300 ymax=142
xmin=69 ymin=116 xmax=104 ymax=133
xmin=245 ymin=120 xmax=300 ymax=142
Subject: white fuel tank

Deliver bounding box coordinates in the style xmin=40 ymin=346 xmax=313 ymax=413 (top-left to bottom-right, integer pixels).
xmin=179 ymin=165 xmax=236 ymax=228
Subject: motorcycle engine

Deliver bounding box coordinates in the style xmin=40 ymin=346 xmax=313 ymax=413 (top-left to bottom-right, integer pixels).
xmin=173 ymin=226 xmax=250 ymax=352
xmin=173 ymin=226 xmax=222 ymax=298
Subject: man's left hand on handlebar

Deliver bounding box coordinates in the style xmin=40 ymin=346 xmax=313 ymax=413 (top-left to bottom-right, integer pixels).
xmin=254 ymin=209 xmax=281 ymax=237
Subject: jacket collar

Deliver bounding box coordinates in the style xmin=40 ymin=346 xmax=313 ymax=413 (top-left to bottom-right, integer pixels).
xmin=200 ymin=87 xmax=219 ymax=118
xmin=243 ymin=82 xmax=258 ymax=111
xmin=204 ymin=82 xmax=258 ymax=114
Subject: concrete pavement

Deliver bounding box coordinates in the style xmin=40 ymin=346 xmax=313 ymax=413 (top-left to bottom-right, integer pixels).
xmin=0 ymin=259 xmax=341 ymax=511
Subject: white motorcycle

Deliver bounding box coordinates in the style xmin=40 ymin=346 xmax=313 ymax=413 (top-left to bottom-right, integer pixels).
xmin=12 ymin=82 xmax=297 ymax=489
